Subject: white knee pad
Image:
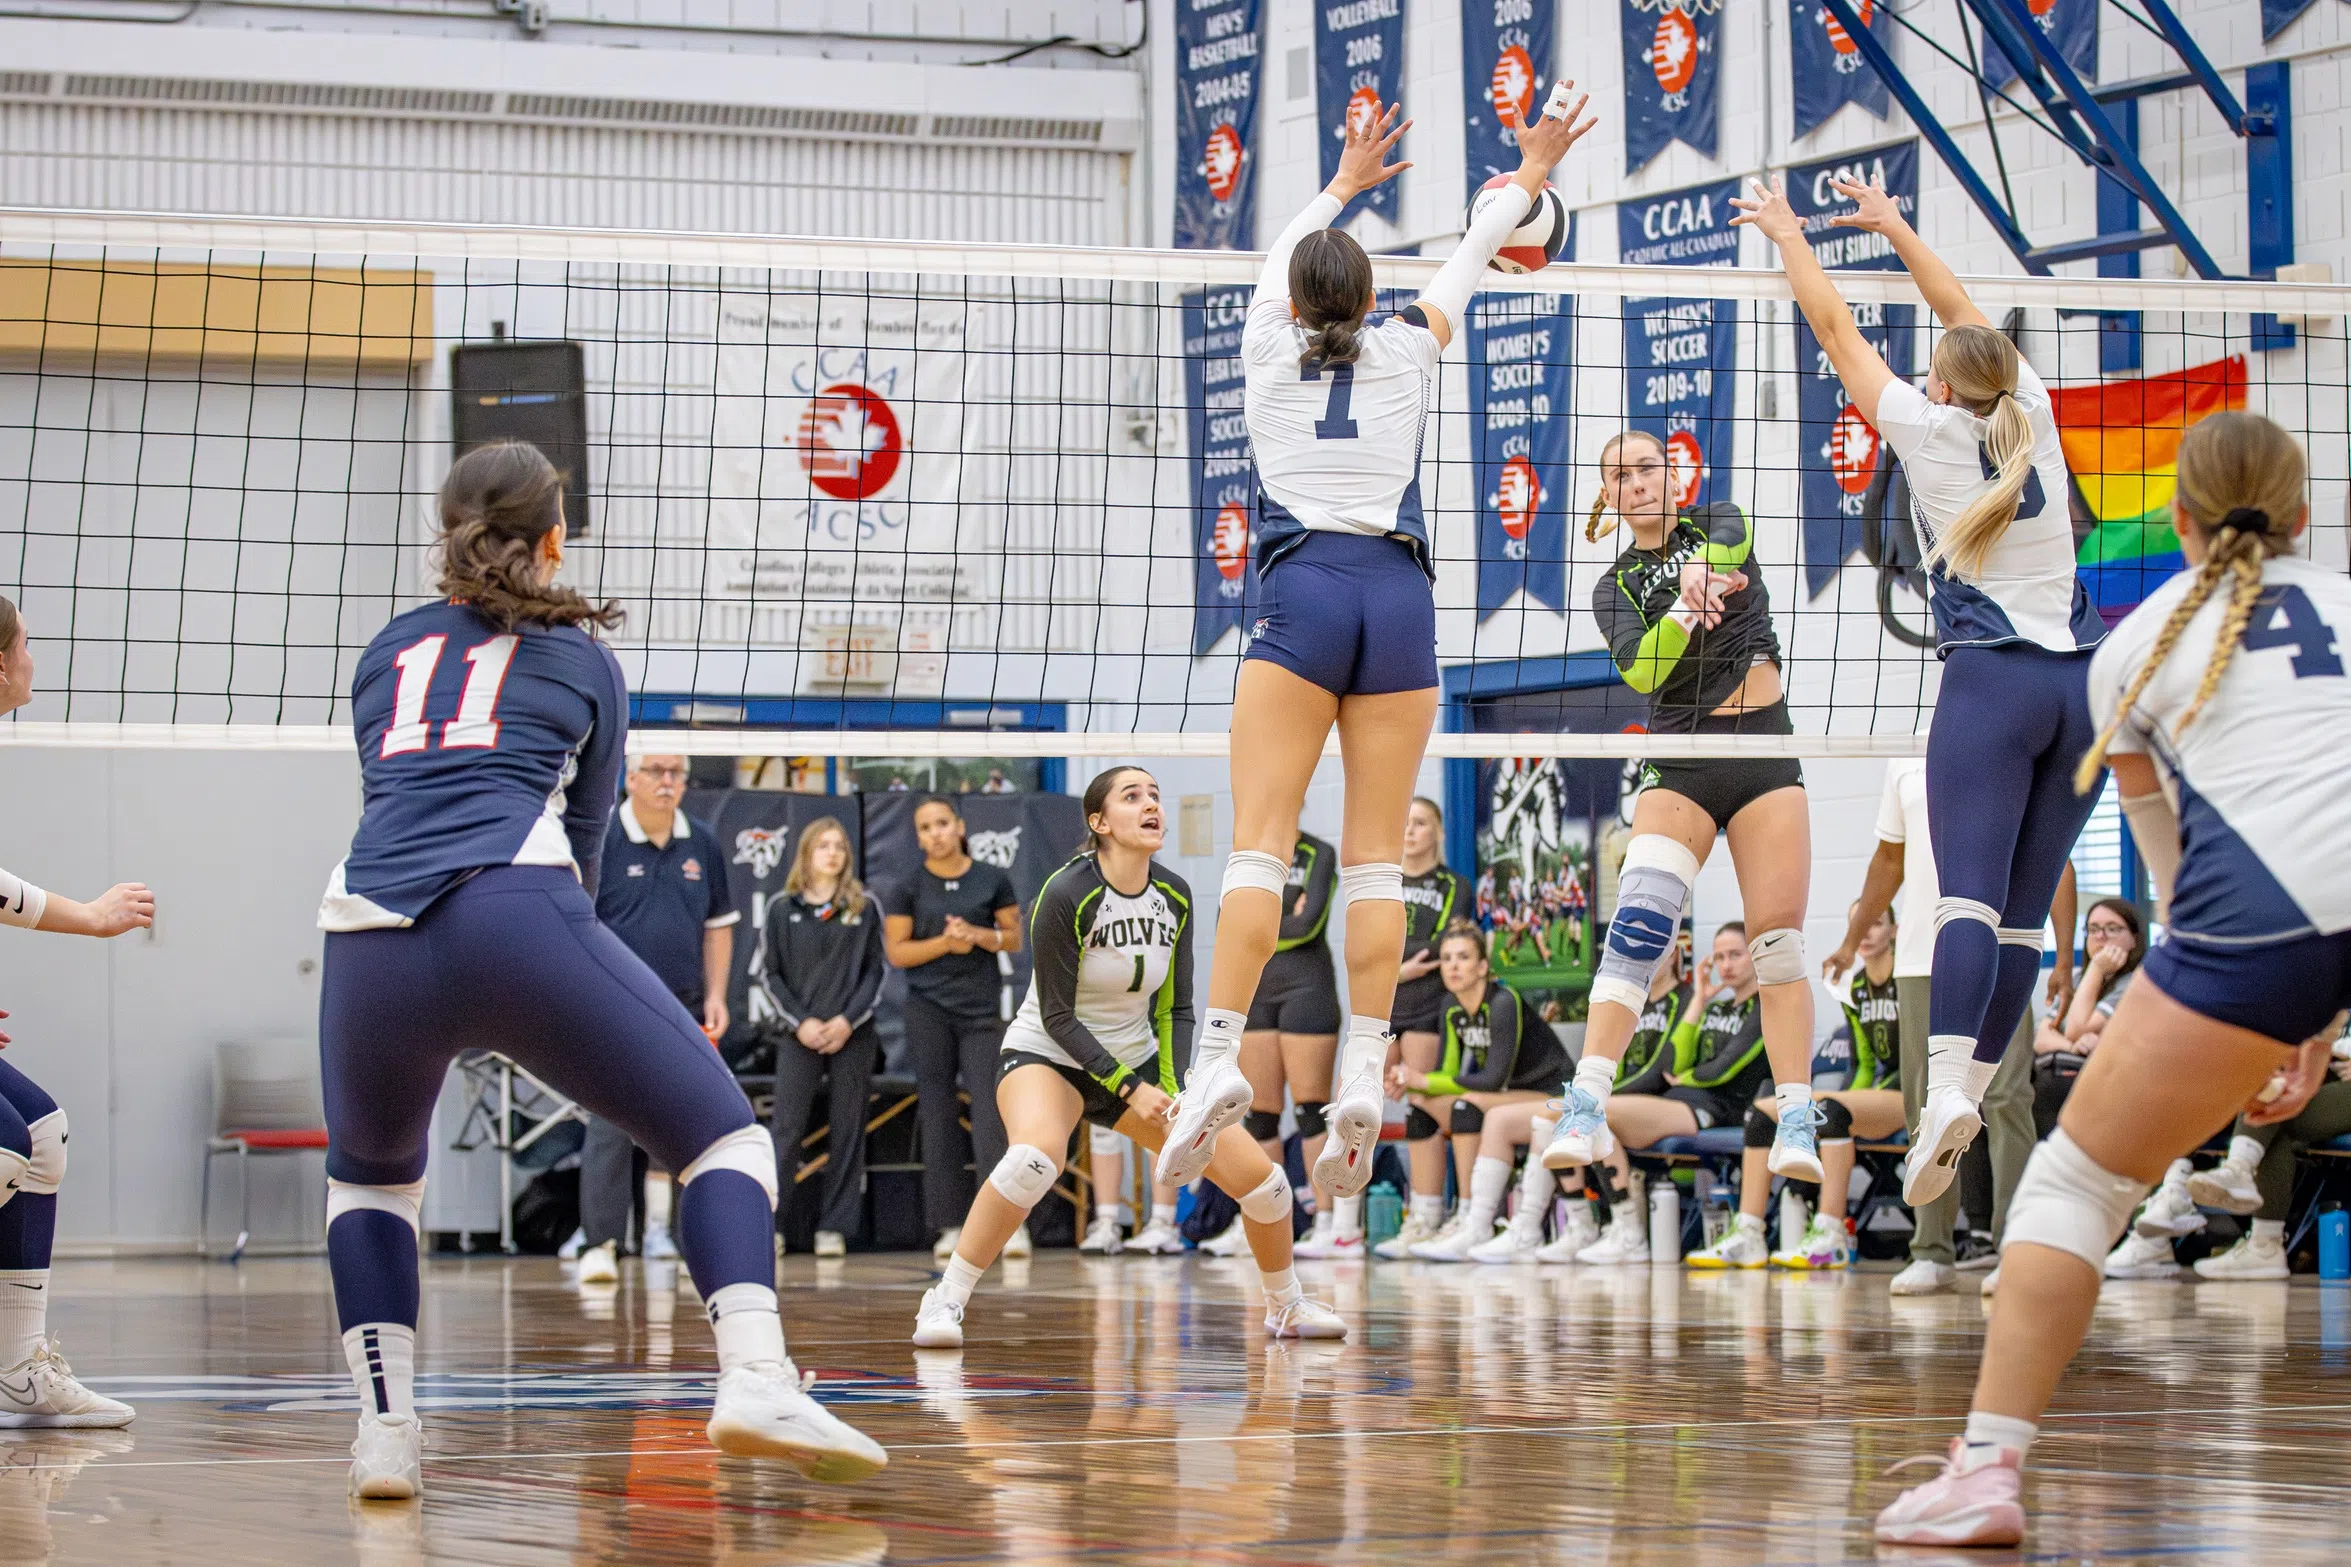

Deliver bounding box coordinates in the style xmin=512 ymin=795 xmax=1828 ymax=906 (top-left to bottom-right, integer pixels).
xmin=1222 ymin=850 xmax=1290 ymax=903
xmin=1934 ymin=897 xmax=2000 ymax=938
xmin=20 ymin=1110 xmax=64 ymax=1195
xmin=1089 ymin=1124 xmax=1127 ymax=1158
xmin=1748 ymin=927 xmax=1806 ymax=987
xmin=327 ymin=1177 xmax=427 ymax=1235
xmin=1591 ymin=834 xmax=1697 ymax=1013
xmin=1996 ymin=926 xmax=2045 ymax=949
xmin=2003 ymin=1129 xmax=2151 ymax=1270
xmin=1339 ymin=862 xmax=1403 ymax=907
xmin=679 ymin=1124 xmax=779 ymax=1208
xmin=1237 ymin=1165 xmax=1294 ymax=1224
xmin=989 ymin=1143 xmax=1059 ymax=1209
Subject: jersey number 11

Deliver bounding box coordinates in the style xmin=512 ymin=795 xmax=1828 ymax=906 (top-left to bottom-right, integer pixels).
xmin=381 ymin=634 xmax=520 ymax=756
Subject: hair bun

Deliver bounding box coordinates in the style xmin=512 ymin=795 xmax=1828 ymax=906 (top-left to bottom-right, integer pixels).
xmin=2219 ymin=506 xmax=2272 ymax=533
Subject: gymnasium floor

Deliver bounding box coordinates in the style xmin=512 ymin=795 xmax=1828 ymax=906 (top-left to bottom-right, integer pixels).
xmin=13 ymin=1251 xmax=2350 ymax=1564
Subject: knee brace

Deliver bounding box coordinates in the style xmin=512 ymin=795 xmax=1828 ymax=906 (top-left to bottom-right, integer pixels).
xmin=1292 ymin=1100 xmax=1329 ymax=1139
xmin=1818 ymin=1098 xmax=1854 ymax=1142
xmin=1243 ymin=1109 xmax=1284 ymax=1142
xmin=1405 ymin=1105 xmax=1440 ymax=1140
xmin=1591 ymin=835 xmax=1697 ymax=1014
xmin=987 ymin=1143 xmax=1060 ymax=1209
xmin=1996 ymin=926 xmax=2046 ymax=950
xmin=680 ymin=1124 xmax=780 ymax=1208
xmin=1449 ymin=1100 xmax=1485 ymax=1135
xmin=1089 ymin=1123 xmax=1126 ymax=1157
xmin=20 ymin=1110 xmax=64 ymax=1195
xmin=1743 ymin=1105 xmax=1776 ymax=1149
xmin=1237 ymin=1165 xmax=1293 ymax=1224
xmin=1748 ymin=927 xmax=1806 ymax=987
xmin=2003 ymin=1129 xmax=2151 ymax=1270
xmin=328 ymin=1177 xmax=427 ymax=1235
xmin=1339 ymin=862 xmax=1403 ymax=907
xmin=1222 ymin=851 xmax=1290 ymax=904
xmin=1934 ymin=897 xmax=2000 ymax=938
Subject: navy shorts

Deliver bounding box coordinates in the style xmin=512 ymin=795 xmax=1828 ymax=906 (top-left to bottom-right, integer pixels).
xmin=2140 ymin=928 xmax=2351 ymax=1046
xmin=1244 ymin=531 xmax=1437 ymax=697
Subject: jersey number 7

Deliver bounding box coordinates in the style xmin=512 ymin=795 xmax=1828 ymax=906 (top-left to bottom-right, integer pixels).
xmin=1302 ymin=361 xmax=1359 ymax=441
xmin=2239 ymin=585 xmax=2345 ymax=678
xmin=381 ymin=634 xmax=520 ymax=756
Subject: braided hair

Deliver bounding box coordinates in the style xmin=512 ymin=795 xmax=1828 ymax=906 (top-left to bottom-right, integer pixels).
xmin=1586 ymin=429 xmax=1670 ymax=543
xmin=436 ymin=442 xmax=621 ymax=632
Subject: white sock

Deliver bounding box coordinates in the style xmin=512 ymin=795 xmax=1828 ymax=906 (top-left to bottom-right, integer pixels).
xmin=1333 ymin=1194 xmax=1363 ymax=1239
xmin=1961 ymin=1410 xmax=2036 ymax=1459
xmin=2228 ymin=1135 xmax=2267 ymax=1174
xmin=1735 ymin=1212 xmax=1765 ymax=1238
xmin=1467 ymin=1157 xmax=1512 ymax=1232
xmin=1572 ymin=1053 xmax=1617 ymax=1103
xmin=1925 ymin=1035 xmax=1970 ymax=1096
xmin=1095 ymin=1195 xmax=1118 ymax=1220
xmin=1339 ymin=1018 xmax=1389 ymax=1090
xmin=2252 ymin=1218 xmax=2286 ymax=1243
xmin=0 ymin=1269 xmax=47 ymax=1368
xmin=1516 ymin=1136 xmax=1557 ymax=1208
xmin=643 ymin=1173 xmax=673 ymax=1232
xmin=1197 ymin=1009 xmax=1246 ymax=1072
xmin=706 ymin=1282 xmax=787 ymax=1373
xmin=1409 ymin=1193 xmax=1445 ymax=1226
xmin=341 ymin=1323 xmax=416 ymax=1421
xmin=1259 ymin=1264 xmax=1302 ymax=1308
xmin=938 ymin=1252 xmax=985 ymax=1308
xmin=1150 ymin=1203 xmax=1177 ymax=1227
xmin=2161 ymin=1157 xmax=2194 ymax=1195
xmin=1775 ymin=1082 xmax=1814 ymax=1124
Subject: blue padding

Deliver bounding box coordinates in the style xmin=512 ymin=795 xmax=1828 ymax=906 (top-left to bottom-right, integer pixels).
xmin=1651 ymin=1128 xmax=1748 ymax=1159
xmin=2326 ymin=1134 xmax=2351 ymax=1151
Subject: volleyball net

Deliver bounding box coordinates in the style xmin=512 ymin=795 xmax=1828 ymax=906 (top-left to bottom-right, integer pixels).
xmin=2 ymin=206 xmax=2346 ymax=760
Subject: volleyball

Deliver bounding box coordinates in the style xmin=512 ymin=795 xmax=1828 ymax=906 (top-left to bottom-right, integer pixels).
xmin=1469 ymin=176 xmax=1570 ymax=273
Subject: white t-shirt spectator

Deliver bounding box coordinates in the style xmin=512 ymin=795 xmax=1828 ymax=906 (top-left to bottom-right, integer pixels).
xmin=1874 ymin=758 xmax=1937 ymax=978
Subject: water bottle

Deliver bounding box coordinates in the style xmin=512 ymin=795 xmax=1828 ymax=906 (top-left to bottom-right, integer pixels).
xmin=1649 ymin=1178 xmax=1681 ymax=1264
xmin=1779 ymin=1185 xmax=1810 ymax=1254
xmin=2321 ymin=1208 xmax=2349 ymax=1281
xmin=1365 ymin=1183 xmax=1403 ymax=1249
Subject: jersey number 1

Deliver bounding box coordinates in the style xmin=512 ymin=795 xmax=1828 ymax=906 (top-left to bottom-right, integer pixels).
xmin=2240 ymin=585 xmax=2345 ymax=678
xmin=381 ymin=634 xmax=520 ymax=756
xmin=1303 ymin=362 xmax=1359 ymax=440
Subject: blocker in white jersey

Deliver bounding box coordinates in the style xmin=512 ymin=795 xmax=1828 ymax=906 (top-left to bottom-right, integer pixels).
xmin=1003 ymin=852 xmax=1194 ymax=1113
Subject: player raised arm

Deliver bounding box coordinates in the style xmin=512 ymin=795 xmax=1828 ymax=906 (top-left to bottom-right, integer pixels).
xmin=1411 ymin=88 xmax=1595 ymax=349
xmin=1252 ymin=102 xmax=1411 ymax=307
xmin=1732 ymin=174 xmax=1902 ymax=427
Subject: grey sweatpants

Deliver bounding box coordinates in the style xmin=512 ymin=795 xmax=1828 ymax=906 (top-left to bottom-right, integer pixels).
xmin=1897 ymin=975 xmax=2037 ymax=1267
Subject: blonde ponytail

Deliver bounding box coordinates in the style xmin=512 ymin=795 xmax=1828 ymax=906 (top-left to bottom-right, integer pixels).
xmin=1586 ymin=487 xmax=1619 ymax=543
xmin=1923 ymin=326 xmax=2034 ymax=582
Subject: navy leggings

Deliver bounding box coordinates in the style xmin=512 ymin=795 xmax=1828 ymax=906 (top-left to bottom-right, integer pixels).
xmin=320 ymin=865 xmax=767 ymax=1327
xmin=1926 ymin=644 xmax=2104 ymax=1065
xmin=0 ymin=1059 xmax=59 ymax=1272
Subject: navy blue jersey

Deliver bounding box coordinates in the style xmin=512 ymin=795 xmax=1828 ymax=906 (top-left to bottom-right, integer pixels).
xmin=320 ymin=601 xmax=628 ymax=930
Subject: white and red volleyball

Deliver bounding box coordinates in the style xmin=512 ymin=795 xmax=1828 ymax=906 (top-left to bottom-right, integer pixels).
xmin=1468 ymin=176 xmax=1570 ymax=274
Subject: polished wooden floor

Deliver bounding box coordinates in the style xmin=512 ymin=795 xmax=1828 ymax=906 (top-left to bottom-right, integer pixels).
xmin=13 ymin=1249 xmax=2351 ymax=1563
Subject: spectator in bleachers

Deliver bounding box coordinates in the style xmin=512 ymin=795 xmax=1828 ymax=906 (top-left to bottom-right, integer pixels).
xmin=757 ymin=818 xmax=884 ymax=1259
xmin=2183 ymin=1018 xmax=2351 ymax=1279
xmin=886 ymin=795 xmax=1024 ymax=1264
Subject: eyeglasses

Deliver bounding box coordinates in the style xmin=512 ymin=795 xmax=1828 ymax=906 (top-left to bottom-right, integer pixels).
xmin=637 ymin=766 xmax=687 ymax=782
xmin=2085 ymin=921 xmax=2132 ymax=936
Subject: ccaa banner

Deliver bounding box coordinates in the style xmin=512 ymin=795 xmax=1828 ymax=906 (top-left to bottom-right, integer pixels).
xmin=1983 ymin=0 xmax=2095 ymax=90
xmin=1176 ymin=0 xmax=1265 ymax=250
xmin=2262 ymin=0 xmax=2317 ymax=40
xmin=1789 ymin=0 xmax=1890 ymax=140
xmin=1621 ymin=0 xmax=1721 ymax=172
xmin=1317 ymin=0 xmax=1407 ymax=225
xmin=1469 ymin=291 xmax=1574 ymax=617
xmin=1460 ymin=0 xmax=1554 ymax=205
xmin=1787 ymin=141 xmax=1918 ymax=598
xmin=1619 ymin=178 xmax=1740 ymax=513
xmin=1184 ymin=286 xmax=1259 ymax=655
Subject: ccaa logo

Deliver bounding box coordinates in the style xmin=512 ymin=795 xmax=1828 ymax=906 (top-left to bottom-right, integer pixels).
xmin=1649 ymin=5 xmax=1699 ymax=95
xmin=1666 ymin=430 xmax=1705 ymax=510
xmin=1345 ymin=86 xmax=1381 ymax=139
xmin=1829 ymin=405 xmax=1881 ymax=496
xmin=1820 ymin=0 xmax=1872 ymax=53
xmin=969 ymin=825 xmax=1022 ymax=870
xmin=733 ymin=825 xmax=791 ymax=881
xmin=1489 ymin=46 xmax=1534 ymax=121
xmin=795 ymin=384 xmax=903 ymax=502
xmin=1203 ymin=123 xmax=1245 ymax=203
xmin=1213 ymin=503 xmax=1250 ymax=581
xmin=1494 ymin=455 xmax=1541 ymax=541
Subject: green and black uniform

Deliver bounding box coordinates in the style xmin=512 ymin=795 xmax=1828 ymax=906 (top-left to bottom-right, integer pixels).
xmin=1423 ymin=980 xmax=1568 ymax=1096
xmin=1592 ymin=501 xmax=1801 ymax=829
xmin=1660 ymin=990 xmax=1769 ymax=1130
xmin=1839 ymin=967 xmax=1901 ymax=1093
xmin=1392 ymin=861 xmax=1473 ymax=1034
xmin=1245 ymin=831 xmax=1341 ymax=1034
xmin=1613 ymin=981 xmax=1699 ymax=1097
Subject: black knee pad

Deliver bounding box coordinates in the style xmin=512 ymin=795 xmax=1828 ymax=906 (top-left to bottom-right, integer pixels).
xmin=1449 ymin=1100 xmax=1485 ymax=1136
xmin=1243 ymin=1109 xmax=1283 ymax=1142
xmin=1586 ymin=1162 xmax=1622 ymax=1206
xmin=1292 ymin=1100 xmax=1329 ymax=1139
xmin=1405 ymin=1106 xmax=1440 ymax=1141
xmin=1819 ymin=1098 xmax=1854 ymax=1140
xmin=1744 ymin=1106 xmax=1776 ymax=1149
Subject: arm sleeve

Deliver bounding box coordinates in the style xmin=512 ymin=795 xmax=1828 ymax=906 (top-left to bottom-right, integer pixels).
xmin=1254 ymin=191 xmax=1346 ymax=303
xmin=1421 ymin=1008 xmax=1467 ymax=1097
xmin=1683 ymin=1003 xmax=1768 ymax=1088
xmin=0 ymin=866 xmax=47 ymax=930
xmin=1668 ymin=993 xmax=1706 ymax=1074
xmin=844 ymin=912 xmax=888 ymax=1027
xmin=1415 ymin=183 xmax=1534 ymax=333
xmin=1693 ymin=502 xmax=1753 ymax=570
xmin=1594 ymin=569 xmax=1700 ymax=695
xmin=566 ymin=641 xmax=630 ymax=901
xmin=1031 ymin=875 xmax=1134 ymax=1093
xmin=755 ymin=912 xmax=812 ymax=1032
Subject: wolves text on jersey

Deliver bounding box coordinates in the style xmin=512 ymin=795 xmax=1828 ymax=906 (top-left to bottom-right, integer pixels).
xmin=1088 ymin=912 xmax=1182 ymax=954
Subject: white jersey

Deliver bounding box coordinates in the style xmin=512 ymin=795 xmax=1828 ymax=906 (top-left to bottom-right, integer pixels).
xmin=1875 ymin=359 xmax=2103 ymax=654
xmin=1004 ymin=854 xmax=1193 ymax=1085
xmin=2089 ymin=553 xmax=2351 ymax=942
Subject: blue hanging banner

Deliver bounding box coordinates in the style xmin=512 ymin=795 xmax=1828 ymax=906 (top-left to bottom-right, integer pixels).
xmin=1982 ymin=0 xmax=2095 ymax=90
xmin=1621 ymin=0 xmax=1721 ymax=173
xmin=1789 ymin=0 xmax=1890 ymax=140
xmin=1184 ymin=286 xmax=1259 ymax=654
xmin=1176 ymin=0 xmax=1264 ymax=250
xmin=1460 ymin=0 xmax=1554 ymax=203
xmin=1317 ymin=0 xmax=1407 ymax=224
xmin=1786 ymin=141 xmax=1919 ymax=598
xmin=1469 ymin=291 xmax=1574 ymax=618
xmin=2263 ymin=0 xmax=2319 ymax=39
xmin=1619 ymin=178 xmax=1740 ymax=513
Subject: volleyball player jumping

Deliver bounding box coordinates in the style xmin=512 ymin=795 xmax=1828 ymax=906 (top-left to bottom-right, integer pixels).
xmin=1157 ymin=89 xmax=1596 ymax=1196
xmin=1732 ymin=175 xmax=2106 ymax=1206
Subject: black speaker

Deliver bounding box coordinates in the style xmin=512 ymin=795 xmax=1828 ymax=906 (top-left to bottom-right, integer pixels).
xmin=450 ymin=340 xmax=590 ymax=537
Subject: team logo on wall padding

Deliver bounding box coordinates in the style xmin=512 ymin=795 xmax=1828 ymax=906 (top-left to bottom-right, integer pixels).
xmin=733 ymin=826 xmax=791 ymax=880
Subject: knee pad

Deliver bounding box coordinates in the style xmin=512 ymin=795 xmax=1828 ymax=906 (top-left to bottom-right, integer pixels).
xmin=1449 ymin=1100 xmax=1485 ymax=1135
xmin=1818 ymin=1098 xmax=1854 ymax=1141
xmin=680 ymin=1124 xmax=780 ymax=1208
xmin=1748 ymin=927 xmax=1806 ymax=987
xmin=2003 ymin=1129 xmax=2151 ymax=1270
xmin=1934 ymin=897 xmax=2000 ymax=938
xmin=327 ymin=1177 xmax=426 ymax=1235
xmin=1339 ymin=862 xmax=1403 ymax=907
xmin=1243 ymin=1109 xmax=1284 ymax=1142
xmin=1292 ymin=1100 xmax=1329 ymax=1139
xmin=1996 ymin=926 xmax=2045 ymax=950
xmin=1222 ymin=850 xmax=1290 ymax=903
xmin=1743 ymin=1105 xmax=1776 ymax=1149
xmin=1591 ymin=835 xmax=1697 ymax=1013
xmin=20 ymin=1110 xmax=64 ymax=1196
xmin=1405 ymin=1105 xmax=1440 ymax=1140
xmin=1088 ymin=1124 xmax=1126 ymax=1157
xmin=1237 ymin=1165 xmax=1293 ymax=1224
xmin=987 ymin=1143 xmax=1060 ymax=1209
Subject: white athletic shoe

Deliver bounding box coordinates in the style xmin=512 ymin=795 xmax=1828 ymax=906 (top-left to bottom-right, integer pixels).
xmin=1468 ymin=1202 xmax=1548 ymax=1264
xmin=1372 ymin=1210 xmax=1441 ymax=1261
xmin=707 ymin=1360 xmax=889 ymax=1483
xmin=2193 ymin=1230 xmax=2290 ymax=1280
xmin=1129 ymin=1217 xmax=1187 ymax=1255
xmin=1902 ymin=1088 xmax=1982 ymax=1207
xmin=2186 ymin=1162 xmax=2263 ymax=1217
xmin=641 ymin=1221 xmax=679 ymax=1262
xmin=1409 ymin=1212 xmax=1490 ymax=1262
xmin=1312 ymin=1072 xmax=1386 ymax=1201
xmin=556 ymin=1227 xmax=587 ymax=1261
xmin=1078 ymin=1213 xmax=1124 ymax=1255
xmin=1003 ymin=1224 xmax=1033 ymax=1260
xmin=1888 ymin=1258 xmax=1957 ymax=1296
xmin=1155 ymin=1057 xmax=1254 ymax=1187
xmin=910 ymin=1286 xmax=966 ymax=1349
xmin=1979 ymin=1264 xmax=2000 ymax=1298
xmin=0 ymin=1342 xmax=133 ymax=1430
xmin=1534 ymin=1202 xmax=1600 ymax=1264
xmin=931 ymin=1227 xmax=963 ymax=1265
xmin=348 ymin=1412 xmax=422 ymax=1500
xmin=1540 ymin=1086 xmax=1615 ymax=1170
xmin=1770 ymin=1212 xmax=1851 ymax=1272
xmin=1576 ymin=1208 xmax=1649 ymax=1266
xmin=812 ymin=1230 xmax=847 ymax=1260
xmin=2135 ymin=1179 xmax=2207 ymax=1239
xmin=576 ymin=1241 xmax=620 ymax=1285
xmin=1201 ymin=1215 xmax=1251 ymax=1258
xmin=2103 ymin=1230 xmax=2182 ymax=1280
xmin=1685 ymin=1220 xmax=1768 ymax=1270
xmin=1264 ymin=1294 xmax=1348 ymax=1340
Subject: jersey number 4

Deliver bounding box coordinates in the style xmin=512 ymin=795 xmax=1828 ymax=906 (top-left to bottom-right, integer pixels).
xmin=381 ymin=634 xmax=520 ymax=756
xmin=2240 ymin=585 xmax=2345 ymax=678
xmin=1302 ymin=362 xmax=1359 ymax=440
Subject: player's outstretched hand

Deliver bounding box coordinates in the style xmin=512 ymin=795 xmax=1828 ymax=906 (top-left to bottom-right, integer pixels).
xmin=1828 ymin=175 xmax=1906 ymax=236
xmin=1729 ymin=175 xmax=1802 ymax=247
xmin=81 ymin=882 xmax=155 ymax=938
xmin=1505 ymin=85 xmax=1595 ymax=179
xmin=1330 ymin=100 xmax=1411 ymax=202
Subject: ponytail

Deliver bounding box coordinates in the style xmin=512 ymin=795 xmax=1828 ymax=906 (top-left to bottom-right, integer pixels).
xmin=1289 ymin=230 xmax=1374 ymax=372
xmin=436 ymin=441 xmax=622 ymax=633
xmin=1923 ymin=326 xmax=2033 ymax=581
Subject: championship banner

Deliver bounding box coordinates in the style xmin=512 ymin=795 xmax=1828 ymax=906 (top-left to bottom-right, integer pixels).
xmin=1618 ymin=178 xmax=1740 ymax=513
xmin=1621 ymin=0 xmax=1721 ymax=172
xmin=1469 ymin=291 xmax=1573 ymax=617
xmin=1317 ymin=0 xmax=1406 ymax=224
xmin=1184 ymin=285 xmax=1258 ymax=655
xmin=2263 ymin=0 xmax=2318 ymax=40
xmin=1983 ymin=0 xmax=2095 ymax=90
xmin=1789 ymin=141 xmax=1917 ymax=597
xmin=1789 ymin=0 xmax=1890 ymax=140
xmin=1460 ymin=0 xmax=1554 ymax=202
xmin=1176 ymin=0 xmax=1264 ymax=250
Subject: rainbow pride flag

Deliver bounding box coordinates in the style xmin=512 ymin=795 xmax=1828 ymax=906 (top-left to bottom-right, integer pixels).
xmin=2052 ymin=355 xmax=2247 ymax=623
